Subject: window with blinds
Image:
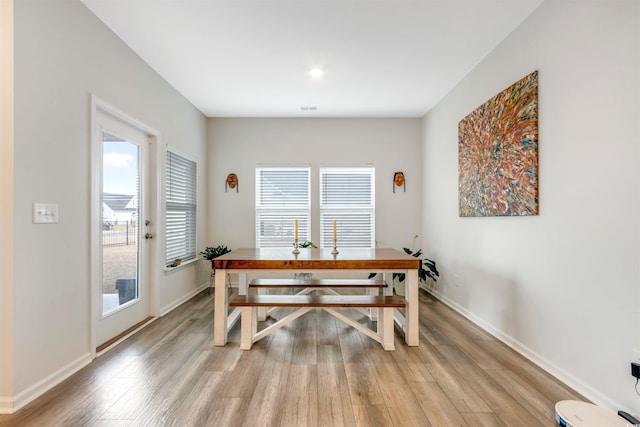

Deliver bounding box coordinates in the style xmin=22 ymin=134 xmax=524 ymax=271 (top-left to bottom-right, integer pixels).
xmin=255 ymin=166 xmax=310 ymax=247
xmin=165 ymin=150 xmax=197 ymax=264
xmin=320 ymin=167 xmax=375 ymax=248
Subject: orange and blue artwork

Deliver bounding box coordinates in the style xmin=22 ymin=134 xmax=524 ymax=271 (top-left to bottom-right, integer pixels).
xmin=458 ymin=71 xmax=539 ymax=217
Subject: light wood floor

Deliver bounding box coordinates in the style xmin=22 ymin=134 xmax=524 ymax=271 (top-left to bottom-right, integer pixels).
xmin=0 ymin=290 xmax=583 ymax=426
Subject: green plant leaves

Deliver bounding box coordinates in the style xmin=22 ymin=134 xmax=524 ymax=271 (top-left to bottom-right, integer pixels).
xmin=200 ymin=245 xmax=231 ymax=260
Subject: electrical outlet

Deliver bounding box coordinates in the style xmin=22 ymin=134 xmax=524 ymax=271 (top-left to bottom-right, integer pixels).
xmin=631 ymin=362 xmax=640 ymax=379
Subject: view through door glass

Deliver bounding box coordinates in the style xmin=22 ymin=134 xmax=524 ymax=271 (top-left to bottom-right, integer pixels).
xmin=102 ymin=131 xmax=139 ymax=316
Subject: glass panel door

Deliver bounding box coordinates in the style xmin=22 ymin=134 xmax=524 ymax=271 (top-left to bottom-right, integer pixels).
xmin=93 ymin=103 xmax=151 ymax=349
xmin=102 ymin=132 xmax=139 ymax=315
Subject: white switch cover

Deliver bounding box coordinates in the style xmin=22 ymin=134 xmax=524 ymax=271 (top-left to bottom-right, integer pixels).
xmin=33 ymin=203 xmax=59 ymax=224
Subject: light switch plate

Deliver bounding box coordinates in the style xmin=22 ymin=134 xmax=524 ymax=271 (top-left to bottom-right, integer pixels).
xmin=33 ymin=203 xmax=59 ymax=224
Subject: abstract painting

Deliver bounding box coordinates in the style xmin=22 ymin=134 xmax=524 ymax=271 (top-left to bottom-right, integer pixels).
xmin=458 ymin=71 xmax=538 ymax=217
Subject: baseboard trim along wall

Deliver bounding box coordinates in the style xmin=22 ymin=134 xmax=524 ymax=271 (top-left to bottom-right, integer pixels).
xmin=158 ymin=283 xmax=209 ymax=317
xmin=7 ymin=352 xmax=93 ymax=414
xmin=2 ymin=284 xmax=210 ymax=414
xmin=429 ymin=289 xmax=622 ymax=413
xmin=0 ymin=396 xmax=13 ymax=414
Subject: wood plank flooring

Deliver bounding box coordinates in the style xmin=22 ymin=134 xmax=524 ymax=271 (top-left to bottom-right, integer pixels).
xmin=0 ymin=290 xmax=583 ymax=426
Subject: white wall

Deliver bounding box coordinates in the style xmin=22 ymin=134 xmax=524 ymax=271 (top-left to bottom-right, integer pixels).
xmin=8 ymin=0 xmax=207 ymax=411
xmin=207 ymin=118 xmax=423 ymax=252
xmin=423 ymin=0 xmax=640 ymax=413
xmin=0 ymin=0 xmax=15 ymax=411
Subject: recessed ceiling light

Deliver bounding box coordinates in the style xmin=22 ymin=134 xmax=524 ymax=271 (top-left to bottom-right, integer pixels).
xmin=309 ymin=68 xmax=325 ymax=79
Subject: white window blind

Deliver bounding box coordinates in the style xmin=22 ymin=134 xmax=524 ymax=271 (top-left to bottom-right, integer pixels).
xmin=165 ymin=151 xmax=197 ymax=264
xmin=256 ymin=166 xmax=310 ymax=247
xmin=320 ymin=167 xmax=375 ymax=248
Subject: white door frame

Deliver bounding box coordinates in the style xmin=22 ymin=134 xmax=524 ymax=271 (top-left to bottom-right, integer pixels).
xmin=89 ymin=95 xmax=160 ymax=356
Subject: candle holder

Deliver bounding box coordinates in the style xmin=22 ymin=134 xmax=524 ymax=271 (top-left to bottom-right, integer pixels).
xmin=331 ymin=239 xmax=339 ymax=255
xmin=292 ymin=239 xmax=300 ymax=255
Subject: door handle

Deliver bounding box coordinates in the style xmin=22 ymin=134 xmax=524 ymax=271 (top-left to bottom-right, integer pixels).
xmin=145 ymin=233 xmax=153 ymax=239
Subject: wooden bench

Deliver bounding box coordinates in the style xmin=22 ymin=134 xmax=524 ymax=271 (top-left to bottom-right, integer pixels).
xmin=248 ymin=278 xmax=388 ymax=289
xmin=229 ymin=294 xmax=406 ymax=351
xmin=248 ymin=278 xmax=390 ymax=321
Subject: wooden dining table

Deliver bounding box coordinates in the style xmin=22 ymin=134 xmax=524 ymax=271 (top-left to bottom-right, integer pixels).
xmin=212 ymin=247 xmax=421 ymax=347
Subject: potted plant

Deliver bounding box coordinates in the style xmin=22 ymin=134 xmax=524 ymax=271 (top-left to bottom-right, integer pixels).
xmin=369 ymin=235 xmax=439 ymax=296
xmin=200 ymin=245 xmax=231 ymax=269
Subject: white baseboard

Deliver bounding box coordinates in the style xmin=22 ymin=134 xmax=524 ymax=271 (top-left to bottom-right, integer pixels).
xmin=3 ymin=352 xmax=93 ymax=414
xmin=0 ymin=396 xmax=13 ymax=414
xmin=427 ymin=289 xmax=623 ymax=413
xmin=158 ymin=283 xmax=209 ymax=317
xmin=2 ymin=285 xmax=210 ymax=414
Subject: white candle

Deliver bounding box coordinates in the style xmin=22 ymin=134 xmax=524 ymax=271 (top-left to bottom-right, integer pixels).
xmin=295 ymin=219 xmax=298 ymax=240
xmin=333 ymin=219 xmax=337 ymax=240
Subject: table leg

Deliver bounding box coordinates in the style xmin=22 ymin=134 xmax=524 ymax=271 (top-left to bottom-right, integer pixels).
xmin=405 ymin=269 xmax=419 ymax=346
xmin=214 ymin=268 xmax=228 ymax=346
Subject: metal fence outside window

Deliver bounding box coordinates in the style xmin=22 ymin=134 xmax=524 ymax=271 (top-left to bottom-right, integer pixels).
xmin=102 ymin=221 xmax=137 ymax=247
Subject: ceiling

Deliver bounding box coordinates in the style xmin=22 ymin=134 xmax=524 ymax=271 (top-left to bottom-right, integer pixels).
xmin=81 ymin=0 xmax=544 ymax=118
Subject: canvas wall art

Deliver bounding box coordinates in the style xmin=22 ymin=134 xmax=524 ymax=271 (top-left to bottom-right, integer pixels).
xmin=458 ymin=71 xmax=539 ymax=217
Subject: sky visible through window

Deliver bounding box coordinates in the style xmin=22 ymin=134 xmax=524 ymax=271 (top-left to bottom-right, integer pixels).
xmin=103 ymin=140 xmax=138 ymax=196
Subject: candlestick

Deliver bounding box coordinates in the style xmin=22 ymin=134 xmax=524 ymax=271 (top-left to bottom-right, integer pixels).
xmin=331 ymin=239 xmax=339 ymax=255
xmin=292 ymin=238 xmax=300 ymax=254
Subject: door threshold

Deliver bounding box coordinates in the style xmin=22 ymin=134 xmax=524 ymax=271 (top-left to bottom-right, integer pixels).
xmin=96 ymin=316 xmax=155 ymax=355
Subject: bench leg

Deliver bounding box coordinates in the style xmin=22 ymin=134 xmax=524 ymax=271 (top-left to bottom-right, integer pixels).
xmin=383 ymin=273 xmax=393 ymax=296
xmin=380 ymin=307 xmax=395 ymax=351
xmin=240 ymin=306 xmax=255 ymax=350
xmin=368 ymin=287 xmax=379 ymax=321
xmin=256 ymin=287 xmax=267 ymax=321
